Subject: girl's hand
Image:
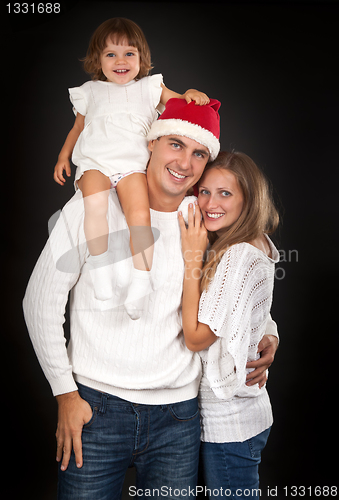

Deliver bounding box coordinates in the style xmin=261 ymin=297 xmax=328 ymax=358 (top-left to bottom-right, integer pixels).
xmin=184 ymin=89 xmax=210 ymax=106
xmin=178 ymin=202 xmax=209 ymax=267
xmin=54 ymin=158 xmax=71 ymax=185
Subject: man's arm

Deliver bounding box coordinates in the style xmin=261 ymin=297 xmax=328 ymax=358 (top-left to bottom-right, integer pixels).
xmin=23 ymin=196 xmax=83 ymax=395
xmin=23 ymin=192 xmax=90 ymax=470
xmin=246 ymin=315 xmax=279 ymax=388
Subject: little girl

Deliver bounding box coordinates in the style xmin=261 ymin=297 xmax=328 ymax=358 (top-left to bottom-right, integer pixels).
xmin=54 ymin=17 xmax=209 ymax=319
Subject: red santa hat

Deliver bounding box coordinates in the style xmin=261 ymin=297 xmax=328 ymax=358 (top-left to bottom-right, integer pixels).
xmin=147 ymin=98 xmax=221 ymax=161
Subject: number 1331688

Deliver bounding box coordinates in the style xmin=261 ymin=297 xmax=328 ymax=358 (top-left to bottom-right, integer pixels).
xmin=283 ymin=486 xmax=337 ymax=496
xmin=6 ymin=3 xmax=61 ymax=13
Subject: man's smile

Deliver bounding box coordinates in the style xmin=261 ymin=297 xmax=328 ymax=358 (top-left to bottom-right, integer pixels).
xmin=167 ymin=168 xmax=188 ymax=180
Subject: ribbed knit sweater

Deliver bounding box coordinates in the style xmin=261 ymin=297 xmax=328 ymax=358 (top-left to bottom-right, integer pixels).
xmin=23 ymin=191 xmax=202 ymax=404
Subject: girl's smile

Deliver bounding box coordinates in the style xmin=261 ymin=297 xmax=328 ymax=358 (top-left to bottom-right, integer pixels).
xmin=198 ymin=168 xmax=244 ymax=233
xmin=100 ymin=39 xmax=140 ymax=84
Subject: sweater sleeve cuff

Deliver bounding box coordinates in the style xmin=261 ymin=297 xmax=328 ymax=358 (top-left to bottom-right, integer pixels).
xmin=50 ymin=374 xmax=78 ymax=397
xmin=265 ymin=314 xmax=279 ymax=344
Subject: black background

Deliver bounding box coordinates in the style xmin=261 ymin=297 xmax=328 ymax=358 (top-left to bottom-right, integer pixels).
xmin=3 ymin=1 xmax=339 ymax=498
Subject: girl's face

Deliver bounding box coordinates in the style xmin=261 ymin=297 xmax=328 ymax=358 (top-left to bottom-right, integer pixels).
xmin=198 ymin=168 xmax=244 ymax=233
xmin=100 ymin=38 xmax=140 ymax=84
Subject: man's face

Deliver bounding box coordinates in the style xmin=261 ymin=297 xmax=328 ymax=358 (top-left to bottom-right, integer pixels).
xmin=147 ymin=136 xmax=210 ymax=208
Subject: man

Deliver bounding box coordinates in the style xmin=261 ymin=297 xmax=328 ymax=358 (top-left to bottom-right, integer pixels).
xmin=23 ymin=98 xmax=278 ymax=499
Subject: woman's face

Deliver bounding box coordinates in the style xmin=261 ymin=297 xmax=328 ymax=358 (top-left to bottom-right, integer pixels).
xmin=198 ymin=168 xmax=244 ymax=233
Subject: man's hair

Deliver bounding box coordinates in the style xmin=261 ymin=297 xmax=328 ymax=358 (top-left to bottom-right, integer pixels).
xmin=82 ymin=17 xmax=153 ymax=81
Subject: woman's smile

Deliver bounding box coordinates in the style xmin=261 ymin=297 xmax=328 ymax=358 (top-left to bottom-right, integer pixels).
xmin=198 ymin=168 xmax=244 ymax=232
xmin=204 ymin=211 xmax=225 ymax=220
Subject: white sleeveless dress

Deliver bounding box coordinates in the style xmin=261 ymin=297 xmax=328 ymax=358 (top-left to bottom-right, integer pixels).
xmin=69 ymin=74 xmax=164 ymax=188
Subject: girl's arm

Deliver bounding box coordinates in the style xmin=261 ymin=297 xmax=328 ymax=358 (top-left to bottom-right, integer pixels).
xmin=178 ymin=202 xmax=217 ymax=352
xmin=160 ymin=83 xmax=210 ymax=107
xmin=54 ymin=112 xmax=85 ymax=185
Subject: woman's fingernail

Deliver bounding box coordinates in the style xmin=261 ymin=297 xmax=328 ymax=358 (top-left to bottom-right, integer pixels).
xmin=178 ymin=211 xmax=182 ymax=216
xmin=189 ymin=203 xmax=193 ymax=208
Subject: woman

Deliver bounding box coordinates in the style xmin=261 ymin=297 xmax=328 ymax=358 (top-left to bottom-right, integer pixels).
xmin=178 ymin=151 xmax=280 ymax=499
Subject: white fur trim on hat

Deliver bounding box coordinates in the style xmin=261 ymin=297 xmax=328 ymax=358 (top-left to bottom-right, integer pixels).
xmin=147 ymin=118 xmax=220 ymax=161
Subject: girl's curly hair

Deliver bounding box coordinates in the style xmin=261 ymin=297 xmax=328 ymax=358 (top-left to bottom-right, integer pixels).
xmin=82 ymin=17 xmax=153 ymax=81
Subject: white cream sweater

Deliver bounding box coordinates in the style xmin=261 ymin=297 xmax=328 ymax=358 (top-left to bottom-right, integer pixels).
xmin=198 ymin=236 xmax=280 ymax=443
xmin=23 ymin=191 xmax=279 ymax=406
xmin=23 ymin=191 xmax=202 ymax=404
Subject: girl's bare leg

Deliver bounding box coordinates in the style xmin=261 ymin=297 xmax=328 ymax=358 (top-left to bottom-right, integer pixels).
xmin=78 ymin=170 xmax=112 ymax=300
xmin=78 ymin=170 xmax=111 ymax=255
xmin=116 ymin=173 xmax=154 ymax=320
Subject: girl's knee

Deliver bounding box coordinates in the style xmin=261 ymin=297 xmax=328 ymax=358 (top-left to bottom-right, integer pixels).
xmin=130 ymin=207 xmax=151 ymax=227
xmin=84 ymin=190 xmax=109 ymax=217
xmin=79 ymin=170 xmax=111 ymax=197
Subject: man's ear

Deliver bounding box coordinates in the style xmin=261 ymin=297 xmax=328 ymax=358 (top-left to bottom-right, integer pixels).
xmin=148 ymin=140 xmax=155 ymax=152
xmin=148 ymin=137 xmax=161 ymax=152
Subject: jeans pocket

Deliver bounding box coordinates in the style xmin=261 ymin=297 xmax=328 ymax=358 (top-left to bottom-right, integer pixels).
xmin=247 ymin=427 xmax=271 ymax=459
xmin=168 ymin=397 xmax=199 ymax=421
xmin=83 ymin=404 xmax=98 ymax=429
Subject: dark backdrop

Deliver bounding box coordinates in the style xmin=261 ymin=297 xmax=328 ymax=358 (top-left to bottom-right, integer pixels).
xmin=3 ymin=1 xmax=338 ymax=498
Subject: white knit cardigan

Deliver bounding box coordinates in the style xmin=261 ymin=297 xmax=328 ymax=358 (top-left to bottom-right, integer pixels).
xmin=198 ymin=237 xmax=280 ymax=442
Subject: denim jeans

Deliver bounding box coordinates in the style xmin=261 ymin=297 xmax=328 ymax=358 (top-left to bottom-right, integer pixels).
xmin=57 ymin=383 xmax=201 ymax=500
xmin=200 ymin=427 xmax=271 ymax=499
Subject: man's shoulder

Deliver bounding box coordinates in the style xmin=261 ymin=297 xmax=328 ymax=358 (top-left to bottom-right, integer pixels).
xmin=62 ymin=190 xmax=85 ymax=215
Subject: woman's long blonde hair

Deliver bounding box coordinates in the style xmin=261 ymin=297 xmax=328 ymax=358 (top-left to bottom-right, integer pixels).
xmin=200 ymin=151 xmax=280 ymax=292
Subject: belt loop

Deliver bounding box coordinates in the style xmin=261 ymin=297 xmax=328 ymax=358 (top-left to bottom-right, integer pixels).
xmin=99 ymin=392 xmax=108 ymax=414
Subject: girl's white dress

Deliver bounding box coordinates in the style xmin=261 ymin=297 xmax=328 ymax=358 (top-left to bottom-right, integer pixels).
xmin=68 ymin=74 xmax=164 ymax=188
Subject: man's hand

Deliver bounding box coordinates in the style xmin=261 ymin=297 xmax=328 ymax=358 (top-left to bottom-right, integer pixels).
xmin=246 ymin=334 xmax=279 ymax=388
xmin=55 ymin=391 xmax=93 ymax=471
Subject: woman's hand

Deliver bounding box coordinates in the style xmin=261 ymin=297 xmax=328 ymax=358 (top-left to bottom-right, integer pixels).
xmin=183 ymin=89 xmax=210 ymax=106
xmin=178 ymin=202 xmax=217 ymax=352
xmin=178 ymin=201 xmax=209 ymax=268
xmin=54 ymin=158 xmax=71 ymax=185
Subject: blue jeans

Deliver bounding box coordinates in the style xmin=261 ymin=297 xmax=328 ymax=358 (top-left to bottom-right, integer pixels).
xmin=57 ymin=383 xmax=201 ymax=500
xmin=200 ymin=427 xmax=271 ymax=499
